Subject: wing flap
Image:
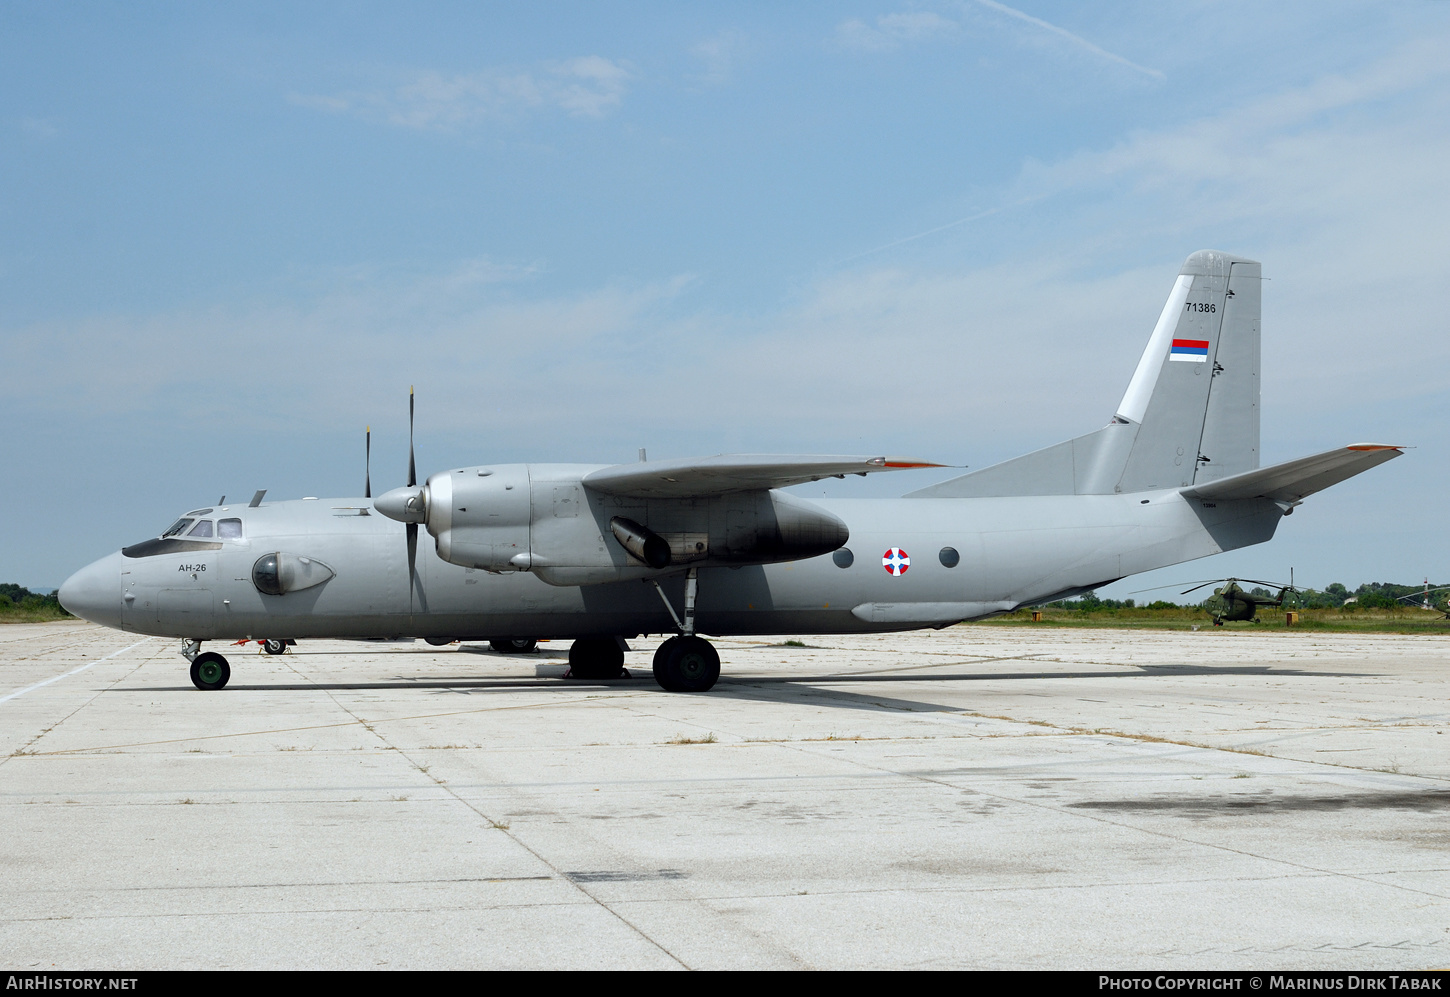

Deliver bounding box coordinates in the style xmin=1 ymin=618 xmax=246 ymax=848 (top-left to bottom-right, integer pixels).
xmin=582 ymin=454 xmax=943 ymax=498
xmin=1182 ymin=444 xmax=1403 ymax=503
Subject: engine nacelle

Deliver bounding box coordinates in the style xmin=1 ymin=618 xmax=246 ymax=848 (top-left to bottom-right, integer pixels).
xmin=378 ymin=463 xmax=850 ymax=582
xmin=427 ymin=465 xmax=531 ymax=571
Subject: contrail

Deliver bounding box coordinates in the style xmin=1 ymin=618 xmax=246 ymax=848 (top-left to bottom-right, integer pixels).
xmin=969 ymin=0 xmax=1166 ymax=81
xmin=835 ymin=196 xmax=1042 ymax=265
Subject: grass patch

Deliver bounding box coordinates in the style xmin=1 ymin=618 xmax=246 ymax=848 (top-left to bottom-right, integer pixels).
xmin=970 ymin=606 xmax=1450 ymax=634
xmin=667 ymin=732 xmax=718 ymax=745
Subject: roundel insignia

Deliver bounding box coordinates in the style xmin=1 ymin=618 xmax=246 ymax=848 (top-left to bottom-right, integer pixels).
xmin=882 ymin=548 xmax=910 ymax=575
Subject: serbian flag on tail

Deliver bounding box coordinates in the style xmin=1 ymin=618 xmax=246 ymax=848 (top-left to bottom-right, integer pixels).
xmin=1169 ymin=338 xmax=1209 ymax=362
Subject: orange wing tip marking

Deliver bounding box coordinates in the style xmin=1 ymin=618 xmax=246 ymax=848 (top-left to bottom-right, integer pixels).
xmin=1346 ymin=444 xmax=1405 ymax=451
xmin=870 ymin=457 xmax=947 ymax=469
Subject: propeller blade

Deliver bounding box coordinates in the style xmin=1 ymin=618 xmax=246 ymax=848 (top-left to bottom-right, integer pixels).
xmin=407 ymin=521 xmax=418 ymax=612
xmin=408 ymin=386 xmax=416 ymax=488
xmin=365 ymin=426 xmax=372 ymax=499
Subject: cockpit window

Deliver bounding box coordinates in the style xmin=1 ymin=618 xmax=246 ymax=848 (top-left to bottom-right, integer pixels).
xmin=188 ymin=520 xmax=214 ymax=538
xmin=186 ymin=508 xmax=214 ymax=517
xmin=162 ymin=518 xmax=195 ymax=538
xmin=218 ymin=518 xmax=243 ymax=539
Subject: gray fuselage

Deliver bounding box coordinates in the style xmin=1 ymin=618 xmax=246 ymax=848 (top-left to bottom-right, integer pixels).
xmin=78 ymin=475 xmax=1280 ymax=642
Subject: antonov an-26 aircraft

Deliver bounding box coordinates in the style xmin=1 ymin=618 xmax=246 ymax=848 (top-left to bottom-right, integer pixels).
xmin=60 ymin=252 xmax=1402 ymax=693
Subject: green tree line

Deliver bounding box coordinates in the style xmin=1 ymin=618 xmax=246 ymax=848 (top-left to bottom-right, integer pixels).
xmin=1047 ymin=581 xmax=1449 ymax=613
xmin=0 ymin=584 xmax=71 ymax=615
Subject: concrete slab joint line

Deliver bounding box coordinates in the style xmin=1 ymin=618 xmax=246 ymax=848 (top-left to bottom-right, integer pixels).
xmin=0 ymin=637 xmax=152 ymax=704
xmin=3 ymin=623 xmax=1450 ymax=968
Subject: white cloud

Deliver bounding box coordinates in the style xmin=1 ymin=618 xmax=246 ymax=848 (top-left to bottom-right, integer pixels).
xmin=20 ymin=116 xmax=60 ymax=140
xmin=690 ymin=30 xmax=750 ymax=86
xmin=832 ymin=11 xmax=960 ymax=52
xmin=291 ymin=56 xmax=634 ymax=130
xmin=12 ymin=37 xmax=1450 ymax=469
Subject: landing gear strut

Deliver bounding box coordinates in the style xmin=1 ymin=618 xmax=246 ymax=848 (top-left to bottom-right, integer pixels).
xmin=648 ymin=567 xmax=721 ymax=692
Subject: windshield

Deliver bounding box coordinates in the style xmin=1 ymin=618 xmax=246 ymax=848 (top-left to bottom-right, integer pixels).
xmin=161 ymin=518 xmax=195 ymax=538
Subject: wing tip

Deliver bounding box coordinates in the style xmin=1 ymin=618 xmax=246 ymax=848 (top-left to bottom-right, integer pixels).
xmin=874 ymin=457 xmax=948 ymax=469
xmin=1346 ymin=443 xmax=1405 ymax=452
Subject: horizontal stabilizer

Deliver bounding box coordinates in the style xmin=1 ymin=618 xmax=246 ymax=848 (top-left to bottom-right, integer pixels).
xmin=584 ymin=454 xmax=943 ymax=498
xmin=1181 ymin=444 xmax=1402 ymax=504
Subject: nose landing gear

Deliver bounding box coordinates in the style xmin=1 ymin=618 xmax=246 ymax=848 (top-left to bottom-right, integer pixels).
xmin=189 ymin=652 xmax=231 ymax=690
xmin=182 ymin=639 xmax=231 ymax=690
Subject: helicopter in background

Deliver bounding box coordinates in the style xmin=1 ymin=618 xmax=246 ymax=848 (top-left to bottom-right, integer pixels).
xmin=1395 ymin=579 xmax=1450 ymax=618
xmin=1134 ymin=574 xmax=1297 ymax=625
xmin=1180 ymin=577 xmax=1297 ymax=625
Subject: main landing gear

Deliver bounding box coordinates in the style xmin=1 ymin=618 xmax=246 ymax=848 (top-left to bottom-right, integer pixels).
xmin=567 ymin=637 xmax=628 ymax=680
xmin=490 ymin=638 xmax=538 ymax=654
xmin=182 ymin=640 xmax=230 ymax=691
xmin=651 ymin=635 xmax=720 ymax=692
xmin=647 ymin=567 xmax=721 ymax=693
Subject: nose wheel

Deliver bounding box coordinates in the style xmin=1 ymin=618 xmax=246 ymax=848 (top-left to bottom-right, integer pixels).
xmin=190 ymin=652 xmax=231 ymax=690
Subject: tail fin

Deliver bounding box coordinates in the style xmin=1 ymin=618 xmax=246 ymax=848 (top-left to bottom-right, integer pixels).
xmin=909 ymin=251 xmax=1261 ymax=498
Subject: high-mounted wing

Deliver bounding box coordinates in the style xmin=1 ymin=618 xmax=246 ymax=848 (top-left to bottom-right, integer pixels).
xmin=1181 ymin=444 xmax=1403 ymax=504
xmin=582 ymin=454 xmax=945 ymax=498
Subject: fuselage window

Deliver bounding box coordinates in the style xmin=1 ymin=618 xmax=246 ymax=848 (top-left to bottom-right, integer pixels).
xmin=162 ymin=518 xmax=194 ymax=538
xmin=188 ymin=520 xmax=215 ymax=538
xmin=832 ymin=548 xmax=854 ymax=568
xmin=218 ymin=518 xmax=243 ymax=539
xmin=939 ymin=546 xmax=960 ymax=568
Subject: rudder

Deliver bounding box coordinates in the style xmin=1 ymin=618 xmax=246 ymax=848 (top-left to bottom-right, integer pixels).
xmin=908 ymin=250 xmax=1261 ymax=499
xmin=1115 ymin=250 xmax=1260 ymax=490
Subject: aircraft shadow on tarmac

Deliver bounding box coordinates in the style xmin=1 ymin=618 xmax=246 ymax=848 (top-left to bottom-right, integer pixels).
xmin=117 ymin=661 xmax=1371 ymax=716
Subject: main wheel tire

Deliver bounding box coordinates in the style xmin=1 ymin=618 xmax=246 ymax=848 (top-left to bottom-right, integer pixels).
xmin=653 ymin=636 xmax=720 ymax=692
xmin=190 ymin=652 xmax=231 ymax=690
xmin=263 ymin=639 xmax=287 ymax=655
xmin=424 ymin=637 xmax=455 ymax=646
xmin=568 ymin=637 xmax=625 ymax=679
xmin=490 ymin=638 xmax=538 ymax=654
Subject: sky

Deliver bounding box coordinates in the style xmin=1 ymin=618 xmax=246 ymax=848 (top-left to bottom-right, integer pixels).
xmin=3 ymin=2 xmax=1448 ymax=597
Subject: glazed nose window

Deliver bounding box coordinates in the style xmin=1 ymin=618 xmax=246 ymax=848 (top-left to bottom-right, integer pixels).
xmin=218 ymin=519 xmax=243 ymax=539
xmin=187 ymin=520 xmax=215 ymax=538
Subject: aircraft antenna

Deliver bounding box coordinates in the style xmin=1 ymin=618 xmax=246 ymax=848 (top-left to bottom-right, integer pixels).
xmin=365 ymin=426 xmax=371 ymax=499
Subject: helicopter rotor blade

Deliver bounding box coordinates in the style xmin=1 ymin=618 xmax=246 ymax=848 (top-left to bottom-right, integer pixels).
xmin=1129 ymin=580 xmax=1219 ymax=596
xmin=1180 ymin=580 xmax=1227 ymax=596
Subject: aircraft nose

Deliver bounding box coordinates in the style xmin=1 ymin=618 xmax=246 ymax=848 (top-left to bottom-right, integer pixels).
xmin=58 ymin=552 xmax=124 ymax=629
